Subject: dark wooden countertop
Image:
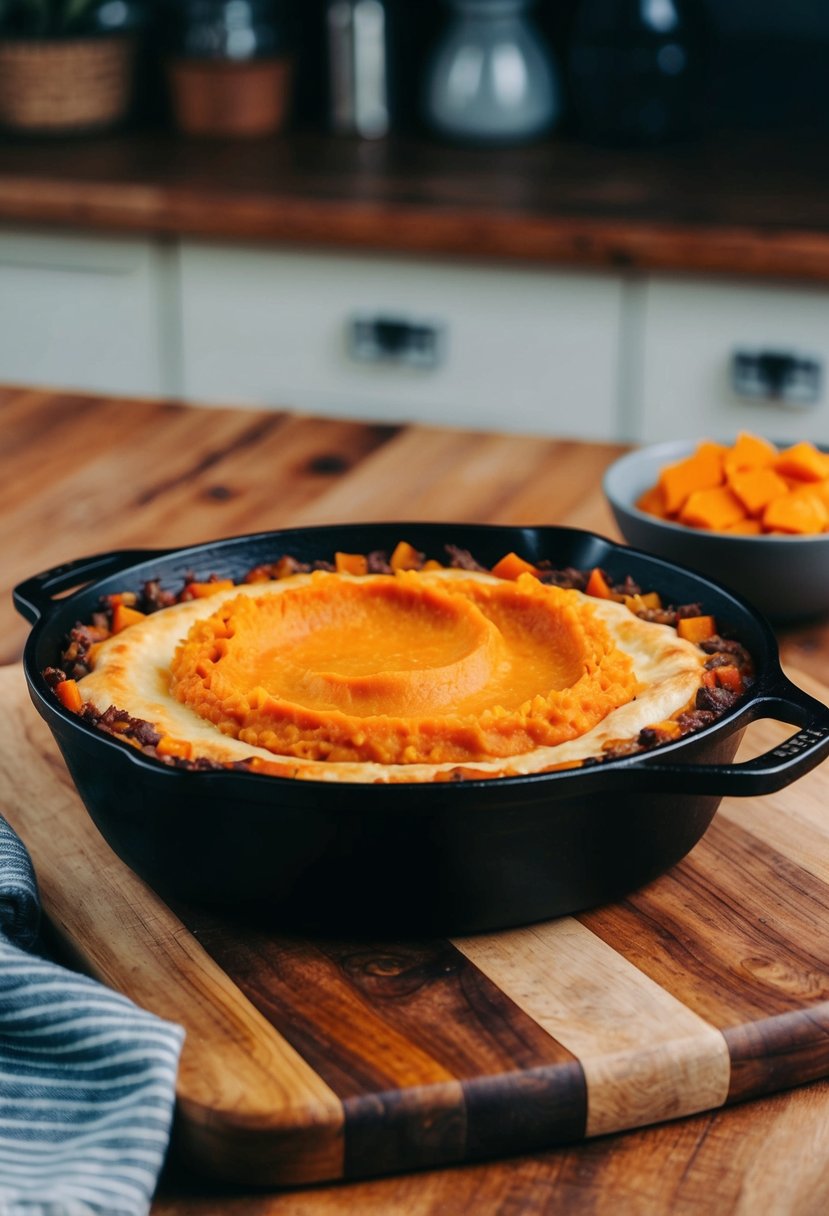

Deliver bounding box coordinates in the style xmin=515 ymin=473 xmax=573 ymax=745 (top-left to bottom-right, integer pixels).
xmin=2 ymin=127 xmax=829 ymax=281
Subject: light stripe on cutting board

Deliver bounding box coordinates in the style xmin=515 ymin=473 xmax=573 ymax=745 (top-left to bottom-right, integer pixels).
xmin=453 ymin=916 xmax=731 ymax=1137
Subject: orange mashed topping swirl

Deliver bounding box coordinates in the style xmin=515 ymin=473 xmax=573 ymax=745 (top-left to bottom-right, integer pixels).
xmin=168 ymin=571 xmax=642 ymax=765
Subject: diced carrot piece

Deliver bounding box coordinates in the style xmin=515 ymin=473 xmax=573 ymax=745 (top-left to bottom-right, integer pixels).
xmin=390 ymin=541 xmax=423 ymax=572
xmin=624 ymin=591 xmax=662 ymax=614
xmin=111 ymin=603 xmax=147 ymax=633
xmin=156 ymin=736 xmax=193 ymax=760
xmin=677 ymin=615 xmax=717 ymax=643
xmin=636 ymin=483 xmax=670 ymax=518
xmin=722 ymin=432 xmax=777 ymax=476
xmin=585 ymin=567 xmax=614 ymax=599
xmin=335 ymin=551 xmax=368 ymax=576
xmin=244 ymin=565 xmax=274 ymax=583
xmin=103 ymin=591 xmax=138 ymax=609
xmin=763 ymin=487 xmax=829 ymax=535
xmin=702 ymin=665 xmax=744 ymax=694
xmin=55 ymin=678 xmax=83 ymax=713
xmin=679 ymin=485 xmax=746 ymax=532
xmin=774 ymin=441 xmax=829 ymax=483
xmin=728 ymin=466 xmax=790 ymax=517
xmin=184 ymin=579 xmax=236 ymax=598
xmin=491 ymin=551 xmax=538 ymax=581
xmin=658 ymin=442 xmax=725 ymax=515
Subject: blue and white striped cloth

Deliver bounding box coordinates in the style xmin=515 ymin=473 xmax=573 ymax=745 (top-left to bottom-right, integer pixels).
xmin=0 ymin=815 xmax=184 ymax=1216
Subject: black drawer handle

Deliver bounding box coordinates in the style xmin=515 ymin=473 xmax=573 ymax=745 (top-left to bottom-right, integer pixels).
xmin=348 ymin=315 xmax=445 ymax=369
xmin=731 ymin=349 xmax=822 ymax=407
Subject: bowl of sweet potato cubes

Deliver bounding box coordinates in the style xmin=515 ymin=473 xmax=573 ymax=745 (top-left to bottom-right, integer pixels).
xmin=603 ymin=433 xmax=829 ymax=621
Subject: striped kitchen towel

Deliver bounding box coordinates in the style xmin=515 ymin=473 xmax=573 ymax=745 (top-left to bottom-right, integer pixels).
xmin=0 ymin=815 xmax=184 ymax=1216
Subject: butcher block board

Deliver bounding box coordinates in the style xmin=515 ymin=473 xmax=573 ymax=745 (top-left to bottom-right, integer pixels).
xmin=4 ymin=662 xmax=829 ymax=1189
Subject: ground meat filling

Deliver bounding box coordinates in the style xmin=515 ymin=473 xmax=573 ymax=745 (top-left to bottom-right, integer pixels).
xmin=47 ymin=546 xmax=755 ymax=776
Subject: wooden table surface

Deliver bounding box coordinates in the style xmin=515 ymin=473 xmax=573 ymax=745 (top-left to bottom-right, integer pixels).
xmin=4 ymin=384 xmax=829 ymax=1215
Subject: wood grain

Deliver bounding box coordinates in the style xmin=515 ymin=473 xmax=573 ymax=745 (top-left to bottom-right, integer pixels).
xmin=5 ymin=387 xmax=827 ymax=686
xmin=4 ymin=657 xmax=829 ymax=1193
xmin=168 ymin=915 xmax=587 ymax=1174
xmin=0 ymin=130 xmax=828 ymax=282
xmin=454 ymin=918 xmax=730 ymax=1136
xmin=4 ymin=388 xmax=829 ymax=1214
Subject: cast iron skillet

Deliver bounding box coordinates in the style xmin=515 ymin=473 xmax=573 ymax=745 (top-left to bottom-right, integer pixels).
xmin=14 ymin=523 xmax=829 ymax=935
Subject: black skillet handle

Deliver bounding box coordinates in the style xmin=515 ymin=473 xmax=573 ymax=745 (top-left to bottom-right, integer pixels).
xmin=631 ymin=675 xmax=829 ymax=798
xmin=13 ymin=549 xmax=169 ymax=625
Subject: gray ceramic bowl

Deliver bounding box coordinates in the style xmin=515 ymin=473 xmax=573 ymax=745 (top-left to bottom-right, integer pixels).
xmin=603 ymin=439 xmax=829 ymax=623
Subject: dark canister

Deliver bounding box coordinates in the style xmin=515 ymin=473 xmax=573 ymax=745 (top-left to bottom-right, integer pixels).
xmin=567 ymin=0 xmax=710 ymax=145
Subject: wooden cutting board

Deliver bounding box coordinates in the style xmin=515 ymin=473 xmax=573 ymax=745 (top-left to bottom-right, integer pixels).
xmin=3 ymin=662 xmax=829 ymax=1190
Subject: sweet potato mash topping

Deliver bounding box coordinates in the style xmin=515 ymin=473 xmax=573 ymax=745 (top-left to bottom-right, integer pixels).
xmin=167 ymin=571 xmax=641 ymax=765
xmin=58 ymin=553 xmax=726 ymax=784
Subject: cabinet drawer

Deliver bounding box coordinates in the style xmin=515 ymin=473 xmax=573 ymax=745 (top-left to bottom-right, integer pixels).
xmin=0 ymin=228 xmax=166 ymax=397
xmin=179 ymin=244 xmax=623 ymax=439
xmin=637 ymin=277 xmax=829 ymax=443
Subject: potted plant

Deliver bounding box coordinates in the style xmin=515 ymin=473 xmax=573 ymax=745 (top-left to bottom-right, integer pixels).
xmin=0 ymin=0 xmax=143 ymax=133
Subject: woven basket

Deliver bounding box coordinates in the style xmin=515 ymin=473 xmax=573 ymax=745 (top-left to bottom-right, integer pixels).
xmin=0 ymin=37 xmax=135 ymax=133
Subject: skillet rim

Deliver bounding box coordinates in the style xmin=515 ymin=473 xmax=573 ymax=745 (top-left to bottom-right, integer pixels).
xmin=17 ymin=520 xmax=783 ymax=795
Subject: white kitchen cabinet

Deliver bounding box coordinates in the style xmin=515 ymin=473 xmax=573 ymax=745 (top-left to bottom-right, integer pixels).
xmin=178 ymin=243 xmax=624 ymax=439
xmin=6 ymin=225 xmax=829 ymax=448
xmin=0 ymin=229 xmax=171 ymax=398
xmin=633 ymin=276 xmax=829 ymax=443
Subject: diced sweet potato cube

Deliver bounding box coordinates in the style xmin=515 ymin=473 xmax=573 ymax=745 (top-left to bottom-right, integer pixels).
xmin=184 ymin=579 xmax=236 ymax=598
xmin=809 ymin=479 xmax=829 ymax=510
xmin=636 ymin=483 xmax=669 ymax=518
xmin=727 ymin=466 xmax=790 ymax=517
xmin=658 ymin=442 xmax=726 ymax=515
xmin=763 ymin=487 xmax=829 ymax=534
xmin=103 ymin=591 xmax=138 ymax=609
xmin=702 ymin=665 xmax=744 ymax=693
xmin=774 ymin=441 xmax=829 ymax=483
xmin=335 ymin=552 xmax=368 ymax=576
xmin=677 ymin=615 xmax=717 ymax=643
xmin=679 ymin=485 xmax=746 ymax=532
xmin=722 ymin=431 xmax=777 ymax=476
xmin=111 ymin=603 xmax=147 ymax=633
xmin=585 ymin=567 xmax=614 ymax=599
xmin=491 ymin=551 xmax=538 ymax=580
xmin=55 ymin=678 xmax=83 ymax=713
xmin=624 ymin=591 xmax=662 ymax=614
xmin=156 ymin=736 xmax=193 ymax=760
xmin=390 ymin=541 xmax=423 ymax=572
xmin=722 ymin=518 xmax=764 ymax=535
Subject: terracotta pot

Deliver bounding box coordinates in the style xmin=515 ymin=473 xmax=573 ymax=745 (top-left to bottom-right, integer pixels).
xmin=167 ymin=57 xmax=292 ymax=137
xmin=0 ymin=37 xmax=135 ymax=134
